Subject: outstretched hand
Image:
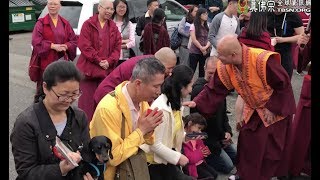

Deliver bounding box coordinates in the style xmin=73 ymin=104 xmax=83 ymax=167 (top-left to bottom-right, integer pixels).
xmin=182 ymin=101 xmax=196 ymax=108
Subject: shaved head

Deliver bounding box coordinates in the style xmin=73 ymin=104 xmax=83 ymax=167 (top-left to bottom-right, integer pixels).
xmin=216 ymin=34 xmax=242 ymax=65
xmin=154 ymin=47 xmax=177 ymax=76
xmin=217 ymin=34 xmax=241 ymax=55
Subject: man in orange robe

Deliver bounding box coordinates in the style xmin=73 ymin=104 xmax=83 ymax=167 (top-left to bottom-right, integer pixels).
xmin=183 ymin=35 xmax=296 ymax=180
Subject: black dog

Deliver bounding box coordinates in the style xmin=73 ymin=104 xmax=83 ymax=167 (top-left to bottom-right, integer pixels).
xmin=78 ymin=135 xmax=113 ymax=180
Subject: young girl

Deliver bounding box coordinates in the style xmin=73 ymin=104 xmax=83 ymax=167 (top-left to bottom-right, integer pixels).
xmin=183 ymin=113 xmax=218 ymax=180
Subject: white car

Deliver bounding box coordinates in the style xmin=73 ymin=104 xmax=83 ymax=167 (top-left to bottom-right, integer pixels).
xmin=39 ymin=0 xmax=188 ymax=56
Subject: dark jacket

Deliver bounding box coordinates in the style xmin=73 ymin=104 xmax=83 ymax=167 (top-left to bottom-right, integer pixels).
xmin=10 ymin=100 xmax=90 ymax=180
xmin=135 ymin=12 xmax=167 ymax=36
xmin=203 ymin=0 xmax=223 ymax=20
xmin=190 ymin=77 xmax=232 ymax=155
xmin=143 ymin=23 xmax=170 ymax=55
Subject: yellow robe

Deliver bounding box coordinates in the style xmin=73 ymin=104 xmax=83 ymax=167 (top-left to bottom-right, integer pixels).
xmin=90 ymin=81 xmax=154 ymax=179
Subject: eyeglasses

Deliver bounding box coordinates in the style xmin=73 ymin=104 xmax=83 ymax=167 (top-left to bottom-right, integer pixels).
xmin=117 ymin=5 xmax=127 ymax=9
xmin=99 ymin=5 xmax=115 ymax=11
xmin=51 ymin=89 xmax=82 ymax=102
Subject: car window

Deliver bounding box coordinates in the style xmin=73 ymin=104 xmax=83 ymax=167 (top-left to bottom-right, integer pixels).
xmin=127 ymin=0 xmax=146 ymax=23
xmin=39 ymin=1 xmax=82 ymax=29
xmin=160 ymin=1 xmax=186 ymax=21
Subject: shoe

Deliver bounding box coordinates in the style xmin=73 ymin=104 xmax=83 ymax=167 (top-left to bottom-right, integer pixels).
xmin=228 ymin=175 xmax=240 ymax=180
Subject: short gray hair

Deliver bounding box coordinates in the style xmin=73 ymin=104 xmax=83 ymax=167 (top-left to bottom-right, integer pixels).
xmin=99 ymin=0 xmax=114 ymax=6
xmin=131 ymin=57 xmax=166 ymax=83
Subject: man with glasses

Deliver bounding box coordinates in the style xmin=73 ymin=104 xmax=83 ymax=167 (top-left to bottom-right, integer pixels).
xmin=184 ymin=35 xmax=296 ymax=180
xmin=76 ymin=0 xmax=122 ymax=121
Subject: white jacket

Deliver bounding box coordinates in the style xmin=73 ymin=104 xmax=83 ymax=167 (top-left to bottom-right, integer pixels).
xmin=140 ymin=94 xmax=185 ymax=165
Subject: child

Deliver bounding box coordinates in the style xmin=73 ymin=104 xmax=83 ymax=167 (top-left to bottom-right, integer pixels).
xmin=183 ymin=113 xmax=218 ymax=180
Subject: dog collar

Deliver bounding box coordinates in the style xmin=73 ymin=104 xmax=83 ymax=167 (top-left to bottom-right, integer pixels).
xmin=89 ymin=162 xmax=106 ymax=177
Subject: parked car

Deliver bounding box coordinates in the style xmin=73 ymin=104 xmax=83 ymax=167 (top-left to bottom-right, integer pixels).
xmin=38 ymin=0 xmax=188 ymax=56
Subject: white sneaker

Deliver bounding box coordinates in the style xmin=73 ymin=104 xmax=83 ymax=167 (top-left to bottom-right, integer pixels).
xmin=228 ymin=175 xmax=240 ymax=180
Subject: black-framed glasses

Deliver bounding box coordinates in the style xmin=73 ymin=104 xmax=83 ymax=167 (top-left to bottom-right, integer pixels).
xmin=51 ymin=89 xmax=82 ymax=102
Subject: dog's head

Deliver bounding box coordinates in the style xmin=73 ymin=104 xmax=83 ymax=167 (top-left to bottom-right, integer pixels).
xmin=89 ymin=136 xmax=113 ymax=163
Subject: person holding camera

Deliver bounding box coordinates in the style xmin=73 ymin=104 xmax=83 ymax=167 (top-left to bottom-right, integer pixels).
xmin=183 ymin=113 xmax=218 ymax=179
xmin=190 ymin=56 xmax=236 ymax=175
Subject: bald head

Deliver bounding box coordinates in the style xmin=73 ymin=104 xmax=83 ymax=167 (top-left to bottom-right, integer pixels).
xmin=217 ymin=35 xmax=241 ymax=54
xmin=154 ymin=47 xmax=177 ymax=76
xmin=216 ymin=35 xmax=242 ymax=65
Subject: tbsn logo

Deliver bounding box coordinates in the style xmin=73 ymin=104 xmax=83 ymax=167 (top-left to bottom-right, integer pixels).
xmin=247 ymin=0 xmax=311 ymax=13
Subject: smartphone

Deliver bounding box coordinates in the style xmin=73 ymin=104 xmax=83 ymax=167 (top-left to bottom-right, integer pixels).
xmin=186 ymin=132 xmax=208 ymax=139
xmin=146 ymin=109 xmax=158 ymax=116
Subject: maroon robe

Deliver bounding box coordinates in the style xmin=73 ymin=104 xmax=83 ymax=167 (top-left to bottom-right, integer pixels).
xmin=194 ymin=58 xmax=296 ymax=180
xmin=32 ymin=14 xmax=77 ymax=101
xmin=32 ymin=14 xmax=78 ymax=71
xmin=289 ymin=37 xmax=311 ymax=176
xmin=93 ymin=55 xmax=153 ymax=105
xmin=238 ymin=28 xmax=275 ymax=51
xmin=76 ymin=14 xmax=122 ymax=121
xmin=143 ymin=22 xmax=170 ymax=55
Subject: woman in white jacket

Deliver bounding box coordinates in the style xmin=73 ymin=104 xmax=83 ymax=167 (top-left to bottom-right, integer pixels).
xmin=141 ymin=65 xmax=194 ymax=180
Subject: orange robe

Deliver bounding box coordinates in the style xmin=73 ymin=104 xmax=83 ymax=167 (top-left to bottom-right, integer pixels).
xmin=193 ymin=44 xmax=296 ymax=179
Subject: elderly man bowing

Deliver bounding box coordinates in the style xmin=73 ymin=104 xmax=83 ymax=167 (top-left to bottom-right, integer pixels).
xmin=183 ymin=35 xmax=296 ymax=180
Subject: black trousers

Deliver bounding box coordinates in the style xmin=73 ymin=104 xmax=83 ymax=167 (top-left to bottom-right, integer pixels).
xmin=148 ymin=163 xmax=193 ymax=180
xmin=197 ymin=162 xmax=218 ymax=180
xmin=188 ymin=53 xmax=208 ymax=78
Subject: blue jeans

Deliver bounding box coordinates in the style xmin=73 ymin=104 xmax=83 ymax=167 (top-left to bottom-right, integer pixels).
xmin=206 ymin=143 xmax=237 ymax=174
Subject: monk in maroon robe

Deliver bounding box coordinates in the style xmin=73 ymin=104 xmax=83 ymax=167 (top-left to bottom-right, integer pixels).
xmin=183 ymin=35 xmax=296 ymax=180
xmin=288 ymin=32 xmax=311 ymax=177
xmin=76 ymin=0 xmax=122 ymax=121
xmin=32 ymin=0 xmax=77 ymax=102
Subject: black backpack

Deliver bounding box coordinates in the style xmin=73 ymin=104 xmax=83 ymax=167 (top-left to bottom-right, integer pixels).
xmin=170 ymin=26 xmax=182 ymax=50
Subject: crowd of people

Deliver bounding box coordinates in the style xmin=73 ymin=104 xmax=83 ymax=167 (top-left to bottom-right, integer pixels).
xmin=10 ymin=0 xmax=311 ymax=179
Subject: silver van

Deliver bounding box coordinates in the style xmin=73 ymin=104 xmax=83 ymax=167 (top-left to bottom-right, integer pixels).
xmin=39 ymin=0 xmax=188 ymax=56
